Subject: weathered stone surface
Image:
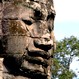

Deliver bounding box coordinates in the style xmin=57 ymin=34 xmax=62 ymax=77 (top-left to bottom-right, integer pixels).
xmin=0 ymin=3 xmax=3 ymax=19
xmin=0 ymin=58 xmax=4 ymax=79
xmin=0 ymin=0 xmax=56 ymax=79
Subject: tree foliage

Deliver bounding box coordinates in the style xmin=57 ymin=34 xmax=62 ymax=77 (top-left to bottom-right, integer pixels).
xmin=52 ymin=36 xmax=79 ymax=79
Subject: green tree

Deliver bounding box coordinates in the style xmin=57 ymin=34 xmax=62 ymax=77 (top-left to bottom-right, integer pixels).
xmin=52 ymin=36 xmax=79 ymax=79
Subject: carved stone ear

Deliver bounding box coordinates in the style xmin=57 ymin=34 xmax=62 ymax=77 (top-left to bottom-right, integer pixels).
xmin=47 ymin=12 xmax=55 ymax=20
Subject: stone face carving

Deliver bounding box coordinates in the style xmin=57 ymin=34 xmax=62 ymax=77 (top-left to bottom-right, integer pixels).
xmin=0 ymin=0 xmax=56 ymax=79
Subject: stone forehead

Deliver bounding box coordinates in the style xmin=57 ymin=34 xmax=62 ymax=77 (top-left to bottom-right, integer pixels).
xmin=1 ymin=0 xmax=52 ymax=4
xmin=0 ymin=0 xmax=54 ymax=9
xmin=0 ymin=0 xmax=55 ymax=19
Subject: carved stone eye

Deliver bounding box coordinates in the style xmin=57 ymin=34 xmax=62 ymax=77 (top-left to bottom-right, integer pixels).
xmin=34 ymin=9 xmax=43 ymax=20
xmin=22 ymin=20 xmax=32 ymax=25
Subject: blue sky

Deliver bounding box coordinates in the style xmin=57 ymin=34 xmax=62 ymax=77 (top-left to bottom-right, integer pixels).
xmin=53 ymin=0 xmax=79 ymax=40
xmin=54 ymin=21 xmax=79 ymax=40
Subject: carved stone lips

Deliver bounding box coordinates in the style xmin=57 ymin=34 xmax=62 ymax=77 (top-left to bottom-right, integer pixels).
xmin=27 ymin=49 xmax=51 ymax=59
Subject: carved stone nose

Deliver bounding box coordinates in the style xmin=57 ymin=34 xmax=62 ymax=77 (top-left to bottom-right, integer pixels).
xmin=41 ymin=33 xmax=53 ymax=45
xmin=41 ymin=33 xmax=50 ymax=41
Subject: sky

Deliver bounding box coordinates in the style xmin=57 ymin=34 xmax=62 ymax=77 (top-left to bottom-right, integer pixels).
xmin=53 ymin=0 xmax=79 ymax=78
xmin=53 ymin=0 xmax=79 ymax=40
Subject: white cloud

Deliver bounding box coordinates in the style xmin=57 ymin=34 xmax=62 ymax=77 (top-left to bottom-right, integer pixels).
xmin=54 ymin=0 xmax=79 ymax=22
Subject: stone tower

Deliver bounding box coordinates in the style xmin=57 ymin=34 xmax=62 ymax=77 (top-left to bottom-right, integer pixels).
xmin=0 ymin=0 xmax=56 ymax=79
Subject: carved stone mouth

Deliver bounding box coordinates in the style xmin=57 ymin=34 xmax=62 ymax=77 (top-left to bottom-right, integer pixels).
xmin=27 ymin=50 xmax=51 ymax=59
xmin=20 ymin=67 xmax=47 ymax=79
